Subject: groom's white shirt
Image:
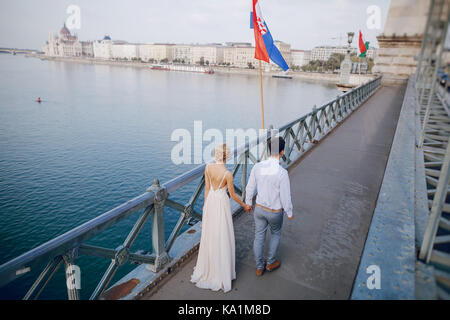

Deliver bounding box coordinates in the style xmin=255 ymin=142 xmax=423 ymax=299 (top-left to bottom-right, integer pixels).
xmin=245 ymin=157 xmax=293 ymax=218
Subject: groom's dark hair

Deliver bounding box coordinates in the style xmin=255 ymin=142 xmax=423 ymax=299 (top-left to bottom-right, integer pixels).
xmin=268 ymin=137 xmax=285 ymax=156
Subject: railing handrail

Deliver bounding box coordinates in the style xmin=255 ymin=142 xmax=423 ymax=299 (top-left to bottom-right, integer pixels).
xmin=0 ymin=192 xmax=155 ymax=287
xmin=0 ymin=75 xmax=382 ymax=294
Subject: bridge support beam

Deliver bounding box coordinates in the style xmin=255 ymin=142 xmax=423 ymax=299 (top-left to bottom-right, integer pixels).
xmin=372 ymin=0 xmax=431 ymax=85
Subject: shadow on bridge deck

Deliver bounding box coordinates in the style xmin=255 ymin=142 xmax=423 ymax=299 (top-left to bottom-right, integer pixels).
xmin=142 ymin=84 xmax=407 ymax=300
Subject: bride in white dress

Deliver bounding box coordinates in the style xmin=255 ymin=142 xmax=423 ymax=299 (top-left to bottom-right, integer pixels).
xmin=191 ymin=144 xmax=252 ymax=293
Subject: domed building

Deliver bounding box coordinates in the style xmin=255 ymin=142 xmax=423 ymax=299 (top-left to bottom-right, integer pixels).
xmin=43 ymin=23 xmax=83 ymax=57
xmin=93 ymin=35 xmax=113 ymax=60
xmin=59 ymin=23 xmax=77 ymax=42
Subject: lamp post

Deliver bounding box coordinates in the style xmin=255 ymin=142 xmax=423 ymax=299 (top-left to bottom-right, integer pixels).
xmin=337 ymin=32 xmax=355 ymax=92
xmin=347 ymin=32 xmax=354 ymax=52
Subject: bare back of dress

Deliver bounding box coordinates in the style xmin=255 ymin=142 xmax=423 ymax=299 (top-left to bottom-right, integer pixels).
xmin=190 ymin=165 xmax=236 ymax=292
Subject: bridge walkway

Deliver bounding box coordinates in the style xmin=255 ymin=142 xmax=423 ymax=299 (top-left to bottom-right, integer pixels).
xmin=142 ymin=85 xmax=406 ymax=300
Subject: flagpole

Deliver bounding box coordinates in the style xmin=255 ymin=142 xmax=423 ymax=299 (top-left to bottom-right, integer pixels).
xmin=258 ymin=60 xmax=267 ymax=160
xmin=258 ymin=60 xmax=265 ymax=130
xmin=251 ymin=1 xmax=289 ymax=159
xmin=359 ymin=56 xmax=361 ymax=86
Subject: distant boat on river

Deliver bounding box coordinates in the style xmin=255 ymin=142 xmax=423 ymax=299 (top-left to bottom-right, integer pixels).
xmin=272 ymin=71 xmax=292 ymax=79
xmin=151 ymin=64 xmax=214 ymax=74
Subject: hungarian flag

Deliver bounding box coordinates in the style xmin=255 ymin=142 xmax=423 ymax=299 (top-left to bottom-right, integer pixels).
xmin=250 ymin=0 xmax=289 ymax=71
xmin=358 ymin=30 xmax=369 ymax=58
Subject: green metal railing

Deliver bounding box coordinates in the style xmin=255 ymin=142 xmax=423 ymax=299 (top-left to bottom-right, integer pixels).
xmin=0 ymin=76 xmax=381 ymax=300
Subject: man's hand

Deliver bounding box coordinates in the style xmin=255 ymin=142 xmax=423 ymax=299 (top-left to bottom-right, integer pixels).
xmin=244 ymin=204 xmax=253 ymax=214
xmin=288 ymin=213 xmax=294 ymax=221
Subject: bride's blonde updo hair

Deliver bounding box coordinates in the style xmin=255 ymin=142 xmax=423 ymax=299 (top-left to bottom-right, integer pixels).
xmin=214 ymin=143 xmax=231 ymax=163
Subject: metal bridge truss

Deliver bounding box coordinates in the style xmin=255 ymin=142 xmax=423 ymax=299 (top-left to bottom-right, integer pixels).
xmin=416 ymin=0 xmax=450 ymax=299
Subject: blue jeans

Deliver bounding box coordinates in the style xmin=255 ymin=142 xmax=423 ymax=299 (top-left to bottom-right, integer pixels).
xmin=253 ymin=206 xmax=283 ymax=270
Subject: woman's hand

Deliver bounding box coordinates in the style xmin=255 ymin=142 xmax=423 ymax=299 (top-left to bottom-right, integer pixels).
xmin=225 ymin=172 xmax=252 ymax=214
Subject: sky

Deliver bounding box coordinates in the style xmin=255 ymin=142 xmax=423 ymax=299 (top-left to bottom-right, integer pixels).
xmin=0 ymin=0 xmax=391 ymax=50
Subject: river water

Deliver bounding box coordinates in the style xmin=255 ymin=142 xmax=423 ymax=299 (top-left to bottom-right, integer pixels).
xmin=0 ymin=54 xmax=339 ymax=299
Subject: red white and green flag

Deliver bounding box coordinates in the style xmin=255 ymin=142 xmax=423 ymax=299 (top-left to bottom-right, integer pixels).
xmin=358 ymin=30 xmax=369 ymax=58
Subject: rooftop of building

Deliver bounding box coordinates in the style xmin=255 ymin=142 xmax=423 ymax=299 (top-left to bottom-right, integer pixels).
xmin=60 ymin=23 xmax=71 ymax=36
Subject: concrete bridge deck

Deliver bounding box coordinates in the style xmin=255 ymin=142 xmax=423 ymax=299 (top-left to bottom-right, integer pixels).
xmin=139 ymin=84 xmax=406 ymax=300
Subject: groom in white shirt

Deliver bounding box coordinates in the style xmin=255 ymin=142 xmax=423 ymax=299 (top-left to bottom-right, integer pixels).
xmin=245 ymin=136 xmax=294 ymax=276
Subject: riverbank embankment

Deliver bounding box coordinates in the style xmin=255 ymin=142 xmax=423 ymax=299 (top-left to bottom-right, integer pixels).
xmin=28 ymin=54 xmax=375 ymax=85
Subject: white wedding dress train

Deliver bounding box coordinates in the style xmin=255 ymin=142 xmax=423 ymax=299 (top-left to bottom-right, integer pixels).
xmin=190 ymin=169 xmax=236 ymax=293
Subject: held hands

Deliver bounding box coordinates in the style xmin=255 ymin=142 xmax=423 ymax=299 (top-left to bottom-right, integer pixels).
xmin=243 ymin=204 xmax=253 ymax=214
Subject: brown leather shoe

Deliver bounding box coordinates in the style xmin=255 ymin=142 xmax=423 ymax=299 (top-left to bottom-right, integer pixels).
xmin=266 ymin=259 xmax=281 ymax=272
xmin=256 ymin=262 xmax=266 ymax=277
xmin=256 ymin=268 xmax=265 ymax=277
